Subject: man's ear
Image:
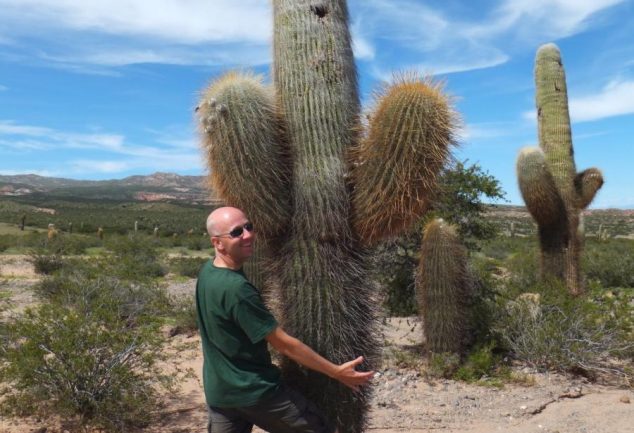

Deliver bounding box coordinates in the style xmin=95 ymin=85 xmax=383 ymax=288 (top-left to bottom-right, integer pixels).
xmin=211 ymin=236 xmax=224 ymax=252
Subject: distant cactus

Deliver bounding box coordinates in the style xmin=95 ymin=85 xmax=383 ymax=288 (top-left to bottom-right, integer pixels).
xmin=134 ymin=220 xmax=138 ymax=233
xmin=153 ymin=226 xmax=159 ymax=238
xmin=196 ymin=1 xmax=457 ymax=430
xmin=97 ymin=227 xmax=104 ymax=240
xmin=416 ymin=219 xmax=470 ymax=354
xmin=517 ymin=43 xmax=603 ymax=295
xmin=68 ymin=222 xmax=73 ymax=234
xmin=47 ymin=223 xmax=58 ymax=241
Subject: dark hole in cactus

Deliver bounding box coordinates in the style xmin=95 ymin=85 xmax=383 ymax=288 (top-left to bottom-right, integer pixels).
xmin=310 ymin=4 xmax=328 ymax=18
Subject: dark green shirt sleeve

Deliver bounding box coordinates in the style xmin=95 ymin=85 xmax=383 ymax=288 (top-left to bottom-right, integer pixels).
xmin=232 ymin=286 xmax=278 ymax=344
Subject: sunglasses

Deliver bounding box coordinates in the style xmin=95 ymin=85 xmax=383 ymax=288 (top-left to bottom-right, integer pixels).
xmin=214 ymin=222 xmax=254 ymax=239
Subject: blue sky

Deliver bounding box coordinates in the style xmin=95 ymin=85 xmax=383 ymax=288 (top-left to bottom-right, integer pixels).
xmin=0 ymin=0 xmax=633 ymax=208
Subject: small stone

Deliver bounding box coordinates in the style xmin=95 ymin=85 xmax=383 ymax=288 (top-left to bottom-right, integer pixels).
xmin=520 ymin=405 xmax=527 ymax=410
xmin=619 ymin=395 xmax=630 ymax=404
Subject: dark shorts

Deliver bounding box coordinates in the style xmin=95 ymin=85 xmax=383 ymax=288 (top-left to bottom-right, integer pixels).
xmin=207 ymin=386 xmax=336 ymax=433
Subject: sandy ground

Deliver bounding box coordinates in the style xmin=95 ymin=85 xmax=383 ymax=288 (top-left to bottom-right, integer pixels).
xmin=1 ymin=257 xmax=632 ymax=433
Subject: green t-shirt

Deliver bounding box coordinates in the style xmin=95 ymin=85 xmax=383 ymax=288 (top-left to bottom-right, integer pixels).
xmin=195 ymin=260 xmax=280 ymax=407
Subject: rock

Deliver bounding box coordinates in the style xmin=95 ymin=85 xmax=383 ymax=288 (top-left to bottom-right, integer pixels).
xmin=619 ymin=395 xmax=630 ymax=404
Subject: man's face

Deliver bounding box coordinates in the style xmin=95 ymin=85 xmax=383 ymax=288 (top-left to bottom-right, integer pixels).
xmin=212 ymin=210 xmax=255 ymax=264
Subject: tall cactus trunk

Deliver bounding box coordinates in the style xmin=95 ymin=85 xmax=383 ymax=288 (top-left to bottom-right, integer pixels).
xmin=272 ymin=2 xmax=376 ymax=431
xmin=198 ymin=1 xmax=457 ymax=430
xmin=517 ymin=43 xmax=603 ymax=296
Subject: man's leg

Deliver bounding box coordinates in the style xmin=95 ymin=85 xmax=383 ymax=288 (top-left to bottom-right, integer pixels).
xmin=208 ymin=405 xmax=253 ymax=433
xmin=237 ymin=386 xmax=336 ymax=433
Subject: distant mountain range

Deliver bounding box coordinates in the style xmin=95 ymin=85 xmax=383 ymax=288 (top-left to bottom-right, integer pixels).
xmin=0 ymin=172 xmax=219 ymax=205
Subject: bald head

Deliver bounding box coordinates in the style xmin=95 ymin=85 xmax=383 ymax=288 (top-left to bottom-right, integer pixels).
xmin=206 ymin=207 xmax=248 ymax=237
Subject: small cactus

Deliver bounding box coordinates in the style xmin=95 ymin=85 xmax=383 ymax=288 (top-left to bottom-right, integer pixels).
xmin=516 ymin=43 xmax=603 ymax=295
xmin=97 ymin=227 xmax=104 ymax=240
xmin=416 ymin=218 xmax=470 ymax=354
xmin=47 ymin=223 xmax=58 ymax=241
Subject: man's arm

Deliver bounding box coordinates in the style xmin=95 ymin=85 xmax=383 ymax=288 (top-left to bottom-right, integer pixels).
xmin=265 ymin=326 xmax=374 ymax=391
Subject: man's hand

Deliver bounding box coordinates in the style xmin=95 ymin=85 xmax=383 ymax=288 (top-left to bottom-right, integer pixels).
xmin=333 ymin=356 xmax=374 ymax=392
xmin=266 ymin=327 xmax=374 ymax=391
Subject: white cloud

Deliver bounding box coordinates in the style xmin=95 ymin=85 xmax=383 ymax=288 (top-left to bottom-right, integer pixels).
xmin=458 ymin=122 xmax=518 ymax=141
xmin=0 ymin=0 xmax=270 ymax=44
xmin=0 ymin=121 xmax=124 ymax=150
xmin=0 ymin=0 xmax=271 ymax=69
xmin=488 ymin=0 xmax=625 ymax=38
xmin=522 ymin=79 xmax=634 ymax=123
xmin=70 ymin=160 xmax=130 ymax=174
xmin=350 ymin=0 xmax=625 ymax=77
xmin=0 ymin=120 xmax=205 ymax=177
xmin=570 ymin=80 xmax=634 ymax=122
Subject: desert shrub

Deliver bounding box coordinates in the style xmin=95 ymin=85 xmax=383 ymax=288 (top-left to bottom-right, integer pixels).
xmin=427 ymin=352 xmax=461 ymax=378
xmin=480 ymin=236 xmax=535 ymax=261
xmin=185 ymin=235 xmax=210 ymax=251
xmin=30 ymin=253 xmax=64 ymax=275
xmin=0 ymin=277 xmax=173 ymax=432
xmin=504 ymin=247 xmax=540 ymax=290
xmin=167 ymin=295 xmax=199 ymax=336
xmin=493 ymin=280 xmax=633 ymax=380
xmin=169 ymin=256 xmax=208 ymax=278
xmin=453 ymin=342 xmax=500 ymax=383
xmin=105 ymin=234 xmax=166 ymax=280
xmin=34 ymin=265 xmax=170 ymax=323
xmin=584 ymin=239 xmax=634 ymax=288
xmin=0 ymin=234 xmax=15 ymax=252
xmin=371 ymin=236 xmax=419 ymax=316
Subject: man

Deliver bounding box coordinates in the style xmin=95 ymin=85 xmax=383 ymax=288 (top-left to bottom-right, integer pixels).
xmin=196 ymin=207 xmax=374 ymax=433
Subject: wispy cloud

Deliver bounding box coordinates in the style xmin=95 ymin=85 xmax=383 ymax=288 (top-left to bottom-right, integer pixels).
xmin=0 ymin=120 xmax=204 ymax=177
xmin=0 ymin=0 xmax=270 ymax=44
xmin=0 ymin=84 xmax=7 ymax=91
xmin=458 ymin=122 xmax=519 ymax=141
xmin=570 ymin=79 xmax=634 ymax=122
xmin=351 ymin=0 xmax=625 ymax=77
xmin=522 ymin=79 xmax=634 ymax=123
xmin=0 ymin=0 xmax=271 ymax=70
xmin=0 ymin=121 xmax=124 ymax=150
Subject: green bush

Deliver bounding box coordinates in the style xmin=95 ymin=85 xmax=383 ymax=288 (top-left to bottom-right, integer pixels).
xmin=584 ymin=239 xmax=634 ymax=288
xmin=168 ymin=295 xmax=199 ymax=336
xmin=30 ymin=253 xmax=64 ymax=275
xmin=105 ymin=235 xmax=166 ymax=280
xmin=0 ymin=277 xmax=173 ymax=432
xmin=493 ymin=280 xmax=633 ymax=380
xmin=169 ymin=256 xmax=208 ymax=278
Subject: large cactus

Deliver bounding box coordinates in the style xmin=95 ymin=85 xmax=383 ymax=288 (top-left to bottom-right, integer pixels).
xmin=196 ymin=1 xmax=457 ymax=431
xmin=416 ymin=218 xmax=469 ymax=354
xmin=517 ymin=43 xmax=603 ymax=295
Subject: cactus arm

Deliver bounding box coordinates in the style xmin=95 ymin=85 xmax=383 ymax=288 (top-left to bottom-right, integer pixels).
xmin=351 ymin=75 xmax=457 ymax=246
xmin=197 ymin=72 xmax=291 ymax=240
xmin=416 ymin=218 xmax=469 ymax=354
xmin=516 ymin=147 xmax=566 ymax=227
xmin=575 ymin=168 xmax=604 ymax=209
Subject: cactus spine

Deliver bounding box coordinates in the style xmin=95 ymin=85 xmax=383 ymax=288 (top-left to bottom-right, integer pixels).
xmin=197 ymin=1 xmax=456 ymax=430
xmin=517 ymin=43 xmax=603 ymax=295
xmin=416 ymin=219 xmax=469 ymax=354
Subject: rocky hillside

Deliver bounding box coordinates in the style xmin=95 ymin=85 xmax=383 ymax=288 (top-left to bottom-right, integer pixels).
xmin=0 ymin=172 xmax=218 ymax=205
